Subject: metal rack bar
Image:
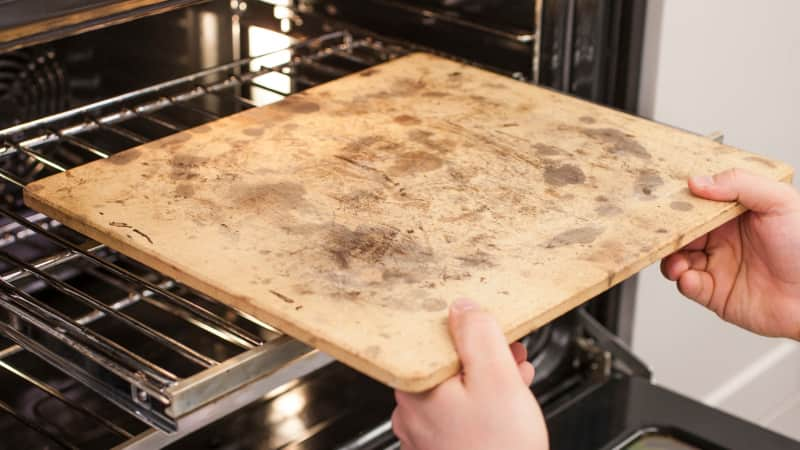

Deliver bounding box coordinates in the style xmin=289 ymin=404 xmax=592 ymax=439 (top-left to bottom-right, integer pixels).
xmin=96 ymin=121 xmax=149 ymax=144
xmin=0 ymin=30 xmax=348 ymax=139
xmin=51 ymin=131 xmax=110 ymax=159
xmin=0 ymin=281 xmax=178 ymax=386
xmin=0 ymin=250 xmax=218 ymax=368
xmin=0 ymin=33 xmax=383 ymax=159
xmin=0 ymin=207 xmax=263 ymax=349
xmin=137 ymin=112 xmax=186 ymax=132
xmin=0 ymin=277 xmax=176 ymax=362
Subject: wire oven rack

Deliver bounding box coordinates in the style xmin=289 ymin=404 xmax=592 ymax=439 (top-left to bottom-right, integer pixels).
xmin=0 ymin=30 xmax=406 ymax=445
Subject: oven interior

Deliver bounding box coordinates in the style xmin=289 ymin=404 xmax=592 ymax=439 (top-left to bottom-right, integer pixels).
xmin=0 ymin=1 xmax=648 ymax=448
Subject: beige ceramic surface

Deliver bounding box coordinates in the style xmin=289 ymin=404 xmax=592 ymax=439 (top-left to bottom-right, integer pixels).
xmin=24 ymin=53 xmax=792 ymax=392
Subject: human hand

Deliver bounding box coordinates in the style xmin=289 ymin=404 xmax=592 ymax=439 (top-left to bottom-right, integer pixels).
xmin=661 ymin=169 xmax=800 ymax=340
xmin=391 ymin=299 xmax=549 ymax=450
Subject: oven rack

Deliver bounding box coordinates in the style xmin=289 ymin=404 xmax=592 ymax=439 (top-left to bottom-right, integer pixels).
xmin=0 ymin=29 xmax=404 ymax=442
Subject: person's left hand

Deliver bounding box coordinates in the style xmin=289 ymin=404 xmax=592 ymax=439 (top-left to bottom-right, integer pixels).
xmin=391 ymin=299 xmax=549 ymax=450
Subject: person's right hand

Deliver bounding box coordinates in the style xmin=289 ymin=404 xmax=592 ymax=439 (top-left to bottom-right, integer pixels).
xmin=661 ymin=169 xmax=800 ymax=340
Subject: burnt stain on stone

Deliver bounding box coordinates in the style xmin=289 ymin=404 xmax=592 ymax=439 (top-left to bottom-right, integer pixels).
xmin=422 ymin=91 xmax=449 ymax=98
xmin=670 ymin=201 xmax=694 ymax=211
xmin=109 ymin=221 xmax=132 ymax=228
xmin=388 ymin=151 xmax=444 ymax=176
xmin=534 ymin=143 xmax=562 ymax=157
xmin=231 ymin=181 xmax=307 ymax=211
xmin=242 ymin=127 xmax=265 ymax=137
xmin=332 ymin=189 xmax=386 ymax=211
xmin=546 ymin=226 xmax=604 ymax=248
xmin=326 ymin=224 xmax=432 ymax=271
xmin=132 ymin=228 xmax=153 ymax=244
xmin=334 ymin=155 xmax=397 ymax=185
xmin=544 ymin=164 xmax=586 ymax=186
xmin=581 ymin=128 xmax=651 ymax=159
xmin=340 ymin=135 xmax=383 ymax=155
xmin=455 ymin=249 xmax=496 ymax=268
xmin=106 ymin=149 xmax=142 ymax=165
xmin=595 ymin=204 xmax=623 ymax=217
xmin=174 ymin=184 xmax=195 ymax=198
xmin=393 ymin=114 xmax=421 ymax=126
xmin=407 ymin=129 xmax=451 ymax=154
xmin=273 ymin=98 xmax=320 ymax=114
xmin=169 ymin=153 xmax=206 ymax=181
xmin=269 ymin=290 xmax=296 ymax=304
xmin=656 ymin=228 xmax=668 ymax=234
xmin=579 ymin=116 xmax=597 ymax=124
xmin=421 ymin=298 xmax=447 ymax=312
xmin=634 ymin=170 xmax=664 ymax=198
xmin=359 ymin=69 xmax=379 ymax=77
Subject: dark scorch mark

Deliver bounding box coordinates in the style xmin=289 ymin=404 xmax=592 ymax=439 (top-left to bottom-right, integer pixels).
xmin=334 ymin=155 xmax=397 ymax=185
xmin=394 ymin=115 xmax=421 ymax=126
xmin=544 ymin=164 xmax=586 ymax=186
xmin=455 ymin=249 xmax=495 ymax=268
xmin=109 ymin=221 xmax=132 ymax=228
xmin=388 ymin=151 xmax=444 ymax=175
xmin=546 ymin=226 xmax=604 ymax=248
xmin=273 ymin=98 xmax=320 ymax=114
xmin=269 ymin=290 xmax=296 ymax=304
xmin=581 ymin=128 xmax=651 ymax=159
xmin=595 ymin=204 xmax=623 ymax=217
xmin=634 ymin=170 xmax=664 ymax=198
xmin=670 ymin=201 xmax=694 ymax=211
xmin=534 ymin=143 xmax=562 ymax=157
xmin=132 ymin=228 xmax=153 ymax=244
xmin=242 ymin=127 xmax=265 ymax=137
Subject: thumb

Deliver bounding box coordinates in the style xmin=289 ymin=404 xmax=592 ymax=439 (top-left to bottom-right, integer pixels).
xmin=448 ymin=299 xmax=519 ymax=388
xmin=689 ymin=168 xmax=797 ymax=214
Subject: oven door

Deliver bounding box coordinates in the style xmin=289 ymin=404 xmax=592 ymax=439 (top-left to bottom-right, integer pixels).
xmin=547 ymin=374 xmax=799 ymax=450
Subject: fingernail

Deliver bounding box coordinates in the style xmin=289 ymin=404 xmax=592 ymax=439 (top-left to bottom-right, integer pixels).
xmin=691 ymin=175 xmax=714 ymax=187
xmin=451 ymin=298 xmax=478 ymax=314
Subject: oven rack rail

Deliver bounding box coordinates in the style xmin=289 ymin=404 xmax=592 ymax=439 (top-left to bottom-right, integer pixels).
xmin=0 ymin=29 xmax=402 ymax=441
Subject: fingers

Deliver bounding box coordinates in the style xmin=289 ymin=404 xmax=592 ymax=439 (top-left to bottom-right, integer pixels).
xmin=661 ymin=250 xmax=708 ymax=281
xmin=677 ymin=269 xmax=715 ymax=308
xmin=510 ymin=341 xmax=527 ymax=364
xmin=448 ymin=299 xmax=519 ymax=387
xmin=392 ymin=407 xmax=409 ymax=442
xmin=518 ymin=361 xmax=535 ymax=386
xmin=689 ymin=168 xmax=798 ymax=214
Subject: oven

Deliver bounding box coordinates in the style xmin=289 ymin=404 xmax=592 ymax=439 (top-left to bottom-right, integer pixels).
xmin=0 ymin=1 xmax=797 ymax=449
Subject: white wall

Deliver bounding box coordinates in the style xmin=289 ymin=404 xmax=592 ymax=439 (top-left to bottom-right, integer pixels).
xmin=634 ymin=0 xmax=800 ymax=440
